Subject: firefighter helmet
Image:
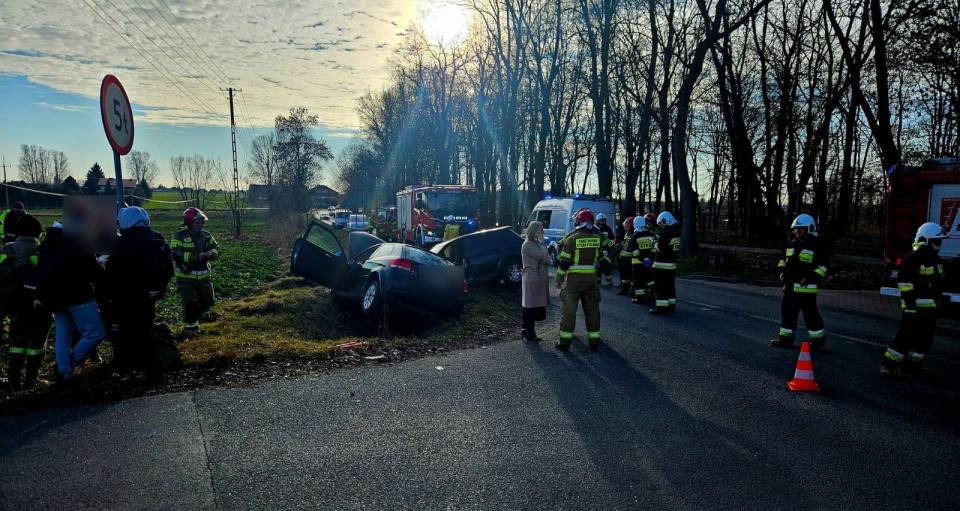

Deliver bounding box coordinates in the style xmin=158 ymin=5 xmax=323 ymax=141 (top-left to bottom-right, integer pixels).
xmin=183 ymin=207 xmax=208 ymax=226
xmin=573 ymin=208 xmax=595 ymax=227
xmin=915 ymin=222 xmax=948 ymax=247
xmin=790 ymin=214 xmax=817 ymax=234
xmin=657 ymin=211 xmax=677 ymax=227
xmin=596 ymin=212 xmax=607 ymax=224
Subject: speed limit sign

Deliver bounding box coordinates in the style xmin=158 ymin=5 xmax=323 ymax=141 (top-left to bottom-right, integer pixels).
xmin=99 ymin=74 xmax=134 ymax=155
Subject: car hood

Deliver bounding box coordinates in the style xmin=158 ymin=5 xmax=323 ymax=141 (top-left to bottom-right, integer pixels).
xmin=348 ymin=231 xmax=383 ymax=257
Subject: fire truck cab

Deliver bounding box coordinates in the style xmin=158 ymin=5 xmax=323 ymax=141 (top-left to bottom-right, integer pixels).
xmin=397 ymin=185 xmax=479 ymax=247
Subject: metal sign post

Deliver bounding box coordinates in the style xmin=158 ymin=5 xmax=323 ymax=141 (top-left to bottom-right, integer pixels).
xmin=99 ymin=74 xmax=135 ymax=211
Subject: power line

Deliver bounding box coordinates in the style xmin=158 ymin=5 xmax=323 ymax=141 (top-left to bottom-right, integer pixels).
xmin=99 ymin=0 xmax=223 ymax=105
xmin=81 ymin=0 xmax=222 ymax=120
xmin=128 ymin=0 xmax=224 ymax=93
xmin=155 ymin=0 xmax=234 ymax=85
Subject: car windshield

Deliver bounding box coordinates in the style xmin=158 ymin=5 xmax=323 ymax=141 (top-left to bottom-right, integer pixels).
xmin=424 ymin=191 xmax=476 ymax=217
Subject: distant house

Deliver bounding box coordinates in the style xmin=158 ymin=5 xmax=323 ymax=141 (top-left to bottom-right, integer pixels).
xmin=309 ymin=185 xmax=341 ymax=209
xmin=247 ymin=184 xmax=279 ymax=207
xmin=97 ymin=178 xmax=139 ymax=193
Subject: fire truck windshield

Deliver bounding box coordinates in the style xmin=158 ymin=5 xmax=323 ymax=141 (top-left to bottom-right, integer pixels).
xmin=422 ymin=191 xmax=476 ymax=217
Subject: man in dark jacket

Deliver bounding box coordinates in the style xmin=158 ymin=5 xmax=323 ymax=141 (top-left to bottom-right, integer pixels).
xmin=34 ymin=221 xmax=106 ymax=381
xmin=0 ymin=214 xmax=51 ymax=390
xmin=104 ymin=207 xmax=174 ymax=371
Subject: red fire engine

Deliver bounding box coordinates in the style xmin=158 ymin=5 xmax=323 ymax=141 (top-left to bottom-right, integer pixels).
xmin=883 ymin=158 xmax=960 ymax=303
xmin=396 ymin=185 xmax=479 ymax=246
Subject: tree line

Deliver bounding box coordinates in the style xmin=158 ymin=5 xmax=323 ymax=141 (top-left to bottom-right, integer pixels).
xmin=329 ymin=0 xmax=958 ymax=249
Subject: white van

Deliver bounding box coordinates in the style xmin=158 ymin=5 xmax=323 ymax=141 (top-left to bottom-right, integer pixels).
xmin=527 ymin=195 xmax=617 ymax=265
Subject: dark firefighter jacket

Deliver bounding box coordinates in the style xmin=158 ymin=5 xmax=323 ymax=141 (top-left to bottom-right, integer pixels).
xmin=897 ymin=243 xmax=944 ymax=312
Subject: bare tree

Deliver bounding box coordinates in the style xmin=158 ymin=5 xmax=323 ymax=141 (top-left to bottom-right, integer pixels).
xmin=125 ymin=150 xmax=160 ymax=189
xmin=18 ymin=145 xmax=52 ymax=184
xmin=51 ymin=150 xmax=69 ymax=186
xmin=171 ymin=154 xmax=215 ymax=209
xmin=214 ymin=159 xmax=246 ymax=236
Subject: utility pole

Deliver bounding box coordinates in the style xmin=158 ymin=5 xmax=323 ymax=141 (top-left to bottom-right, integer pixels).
xmin=221 ymin=87 xmax=242 ymax=236
xmin=2 ymin=156 xmax=8 ymax=208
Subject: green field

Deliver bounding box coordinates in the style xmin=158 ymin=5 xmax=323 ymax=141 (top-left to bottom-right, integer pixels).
xmin=141 ymin=190 xmax=245 ymax=211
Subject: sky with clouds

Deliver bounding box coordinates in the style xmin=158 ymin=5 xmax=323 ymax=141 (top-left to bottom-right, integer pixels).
xmin=0 ymin=0 xmax=434 ymax=187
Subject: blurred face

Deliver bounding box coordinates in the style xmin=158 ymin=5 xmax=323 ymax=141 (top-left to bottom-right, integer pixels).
xmin=793 ymin=227 xmax=808 ymax=238
xmin=191 ymin=219 xmax=205 ymax=232
xmin=931 ymin=239 xmax=943 ymax=252
xmin=12 ymin=205 xmax=24 ymax=215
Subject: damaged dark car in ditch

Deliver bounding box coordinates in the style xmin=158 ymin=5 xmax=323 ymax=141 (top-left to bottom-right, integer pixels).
xmin=290 ymin=219 xmax=466 ymax=323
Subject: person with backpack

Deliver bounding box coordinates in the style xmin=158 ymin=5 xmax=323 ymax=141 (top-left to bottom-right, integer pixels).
xmin=103 ymin=207 xmax=174 ymax=371
xmin=34 ymin=221 xmax=106 ymax=382
xmin=0 ymin=214 xmax=51 ymax=391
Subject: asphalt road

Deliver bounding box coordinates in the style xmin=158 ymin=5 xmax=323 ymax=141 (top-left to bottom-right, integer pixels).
xmin=2 ymin=278 xmax=959 ymax=510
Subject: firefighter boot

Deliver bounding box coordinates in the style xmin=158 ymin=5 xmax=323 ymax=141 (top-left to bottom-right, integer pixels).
xmin=555 ymin=338 xmax=571 ymax=351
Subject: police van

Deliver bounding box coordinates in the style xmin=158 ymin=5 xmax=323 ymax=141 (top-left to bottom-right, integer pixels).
xmin=527 ymin=195 xmax=617 ymax=265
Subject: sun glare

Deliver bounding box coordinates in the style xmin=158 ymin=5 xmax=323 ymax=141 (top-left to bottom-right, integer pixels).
xmin=418 ymin=0 xmax=472 ymax=47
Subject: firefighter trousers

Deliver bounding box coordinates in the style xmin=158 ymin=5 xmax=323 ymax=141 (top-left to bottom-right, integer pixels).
xmin=559 ymin=275 xmax=601 ymax=343
xmin=178 ymin=279 xmax=215 ymax=326
xmin=633 ymin=264 xmax=654 ymax=300
xmin=884 ymin=309 xmax=937 ymax=369
xmin=618 ymin=257 xmax=632 ymax=290
xmin=778 ymin=289 xmax=825 ymax=342
xmin=112 ymin=300 xmax=158 ymax=371
xmin=7 ymin=308 xmax=53 ymax=389
xmin=653 ymin=268 xmax=676 ymax=310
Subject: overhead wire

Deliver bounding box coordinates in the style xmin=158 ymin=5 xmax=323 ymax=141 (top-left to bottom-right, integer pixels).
xmin=81 ymin=0 xmax=222 ymax=121
xmin=154 ymin=0 xmax=234 ymax=85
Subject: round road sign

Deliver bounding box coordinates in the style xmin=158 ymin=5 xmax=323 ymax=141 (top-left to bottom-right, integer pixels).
xmin=99 ymin=74 xmax=135 ymax=155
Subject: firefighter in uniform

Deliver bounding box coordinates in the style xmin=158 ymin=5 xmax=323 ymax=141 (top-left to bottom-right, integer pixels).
xmin=595 ymin=213 xmax=615 ymax=286
xmin=443 ymin=215 xmax=461 ymax=241
xmin=0 ymin=215 xmax=50 ymax=391
xmin=769 ymin=214 xmax=828 ymax=349
xmin=556 ymin=208 xmax=605 ymax=350
xmin=616 ymin=216 xmax=635 ymax=295
xmin=881 ymin=222 xmax=948 ymax=378
xmin=0 ymin=202 xmax=26 ymax=245
xmin=171 ymin=208 xmax=219 ymax=332
xmin=650 ymin=211 xmax=680 ymax=314
xmin=631 ymin=213 xmax=657 ymax=305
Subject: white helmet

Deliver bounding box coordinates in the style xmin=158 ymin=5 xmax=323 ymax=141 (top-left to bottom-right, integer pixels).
xmin=657 ymin=211 xmax=677 ymax=226
xmin=791 ymin=214 xmax=817 ymax=234
xmin=633 ymin=216 xmax=646 ymax=232
xmin=445 ymin=215 xmax=455 ymax=222
xmin=596 ymin=212 xmax=607 ymax=223
xmin=915 ymin=222 xmax=947 ymax=248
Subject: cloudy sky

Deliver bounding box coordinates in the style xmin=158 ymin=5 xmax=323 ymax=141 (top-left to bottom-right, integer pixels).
xmin=0 ymin=0 xmax=462 ymax=186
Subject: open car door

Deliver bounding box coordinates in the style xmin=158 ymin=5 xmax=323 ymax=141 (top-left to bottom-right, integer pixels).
xmin=291 ymin=220 xmax=347 ymax=289
xmin=347 ymin=231 xmax=383 ymax=261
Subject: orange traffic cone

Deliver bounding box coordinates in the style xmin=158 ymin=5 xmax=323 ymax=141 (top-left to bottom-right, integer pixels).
xmin=787 ymin=341 xmax=821 ymax=392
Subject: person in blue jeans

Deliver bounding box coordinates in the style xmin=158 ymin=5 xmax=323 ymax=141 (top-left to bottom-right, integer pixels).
xmin=34 ymin=222 xmax=106 ymax=381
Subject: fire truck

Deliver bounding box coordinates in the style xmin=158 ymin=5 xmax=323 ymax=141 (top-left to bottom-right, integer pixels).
xmin=396 ymin=185 xmax=479 ymax=246
xmin=882 ymin=158 xmax=960 ymax=305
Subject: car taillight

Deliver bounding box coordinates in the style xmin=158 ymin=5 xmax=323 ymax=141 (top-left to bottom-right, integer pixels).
xmin=390 ymin=258 xmax=413 ymax=271
xmin=463 ymin=279 xmax=470 ymax=293
xmin=895 ymin=258 xmax=902 ymax=266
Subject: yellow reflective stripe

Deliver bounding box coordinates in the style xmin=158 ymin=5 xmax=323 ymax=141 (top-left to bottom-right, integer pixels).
xmin=25 ymin=348 xmax=43 ymax=356
xmin=0 ymin=254 xmax=6 ymax=264
xmin=919 ymin=266 xmax=935 ymax=276
xmin=799 ymin=249 xmax=814 ymax=263
xmin=9 ymin=346 xmax=26 ymax=354
xmin=916 ymin=298 xmax=937 ymax=308
xmin=785 ymin=248 xmax=795 ymax=257
xmin=568 ymin=266 xmax=596 ymax=274
xmin=558 ymin=251 xmax=572 ymax=261
xmin=29 ymin=254 xmax=38 ymax=267
xmin=898 ymin=282 xmax=915 ymax=292
xmin=793 ymin=283 xmax=818 ymax=293
xmin=814 ymin=266 xmax=827 ymax=277
xmin=884 ymin=349 xmax=904 ymax=362
xmin=559 ymin=331 xmax=574 ymax=339
xmin=587 ymin=331 xmax=601 ymax=339
xmin=652 ymin=262 xmax=676 ymax=270
xmin=777 ymin=260 xmax=786 ymax=268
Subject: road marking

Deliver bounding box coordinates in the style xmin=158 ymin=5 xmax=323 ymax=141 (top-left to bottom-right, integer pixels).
xmin=682 ymin=298 xmax=958 ymax=364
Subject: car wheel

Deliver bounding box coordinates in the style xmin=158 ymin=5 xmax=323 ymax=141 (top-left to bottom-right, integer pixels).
xmin=361 ymin=279 xmax=382 ymax=319
xmin=502 ymin=258 xmax=523 ymax=286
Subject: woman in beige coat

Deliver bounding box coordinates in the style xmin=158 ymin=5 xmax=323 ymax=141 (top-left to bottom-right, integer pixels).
xmin=521 ymin=221 xmax=550 ymax=342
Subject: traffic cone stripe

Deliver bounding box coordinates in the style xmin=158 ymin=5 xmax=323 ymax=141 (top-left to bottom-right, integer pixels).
xmin=798 ymin=351 xmax=811 ymax=362
xmin=793 ymin=369 xmax=814 ymax=380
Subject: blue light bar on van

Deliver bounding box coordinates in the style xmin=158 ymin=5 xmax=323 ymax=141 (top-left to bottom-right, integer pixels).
xmin=544 ymin=194 xmax=552 ymax=199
